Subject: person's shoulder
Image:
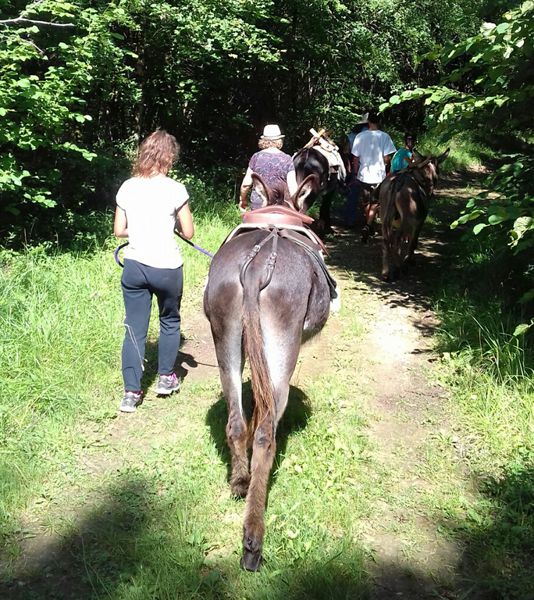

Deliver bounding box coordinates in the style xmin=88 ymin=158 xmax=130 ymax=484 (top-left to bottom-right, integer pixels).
xmin=118 ymin=176 xmax=137 ymax=190
xmin=163 ymin=176 xmax=188 ymax=197
xmin=116 ymin=177 xmax=137 ymax=204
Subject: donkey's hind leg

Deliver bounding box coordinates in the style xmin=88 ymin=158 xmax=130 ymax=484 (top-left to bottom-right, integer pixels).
xmin=211 ymin=320 xmax=250 ymax=498
xmin=241 ymin=415 xmax=276 ymax=571
xmin=241 ymin=327 xmax=299 ymax=571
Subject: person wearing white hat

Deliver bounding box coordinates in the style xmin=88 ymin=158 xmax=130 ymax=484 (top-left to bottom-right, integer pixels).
xmin=239 ymin=124 xmax=297 ymax=212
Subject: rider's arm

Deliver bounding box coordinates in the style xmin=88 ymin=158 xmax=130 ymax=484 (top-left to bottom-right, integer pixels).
xmin=351 ymin=155 xmax=360 ymax=178
xmin=384 ymin=152 xmax=394 ymax=175
xmin=239 ymin=167 xmax=253 ymax=211
xmin=287 ymin=170 xmax=298 ymax=196
xmin=113 ymin=207 xmax=128 ymax=238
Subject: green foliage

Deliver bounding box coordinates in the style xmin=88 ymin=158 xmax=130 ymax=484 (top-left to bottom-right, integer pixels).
xmin=1 ymin=0 xmax=485 ymax=236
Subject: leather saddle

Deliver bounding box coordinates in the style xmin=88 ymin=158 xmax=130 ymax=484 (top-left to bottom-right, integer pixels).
xmin=242 ymin=205 xmax=314 ymax=228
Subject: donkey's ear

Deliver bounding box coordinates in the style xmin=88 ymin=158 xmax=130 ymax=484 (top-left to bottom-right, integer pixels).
xmin=437 ymin=147 xmax=450 ymax=164
xmin=293 ymin=174 xmax=318 ymax=211
xmin=412 ymin=149 xmax=424 ymax=161
xmin=251 ymin=173 xmax=271 ymax=207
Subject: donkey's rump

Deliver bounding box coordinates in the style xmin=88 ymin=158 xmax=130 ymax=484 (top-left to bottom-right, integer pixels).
xmin=379 ymin=148 xmax=449 ymax=281
xmin=205 ymin=229 xmax=329 ymax=335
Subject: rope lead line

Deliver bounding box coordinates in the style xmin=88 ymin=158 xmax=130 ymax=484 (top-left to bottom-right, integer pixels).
xmin=113 ymin=234 xmax=214 ymax=268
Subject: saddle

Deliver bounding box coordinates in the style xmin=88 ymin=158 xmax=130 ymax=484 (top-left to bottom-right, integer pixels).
xmin=242 ymin=205 xmax=314 ymax=228
xmin=302 ymin=128 xmax=347 ymax=181
xmin=227 ymin=206 xmax=327 ymax=256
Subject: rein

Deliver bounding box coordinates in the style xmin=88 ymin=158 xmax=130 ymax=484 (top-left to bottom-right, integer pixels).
xmin=113 ymin=232 xmax=214 ymax=268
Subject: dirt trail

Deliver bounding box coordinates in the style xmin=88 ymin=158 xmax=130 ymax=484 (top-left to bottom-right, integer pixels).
xmin=173 ymin=170 xmax=485 ymax=598
xmin=5 ymin=170 xmax=486 ymax=598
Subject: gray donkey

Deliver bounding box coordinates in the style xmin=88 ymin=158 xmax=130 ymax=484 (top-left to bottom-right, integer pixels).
xmin=204 ymin=174 xmax=335 ymax=570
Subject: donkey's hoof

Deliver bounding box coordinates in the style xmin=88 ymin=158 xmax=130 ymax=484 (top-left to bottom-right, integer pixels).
xmin=240 ymin=550 xmax=263 ymax=571
xmin=231 ymin=476 xmax=250 ymax=498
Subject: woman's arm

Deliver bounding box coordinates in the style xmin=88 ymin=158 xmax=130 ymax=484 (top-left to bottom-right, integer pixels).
xmin=113 ymin=207 xmax=128 ymax=238
xmin=176 ymin=201 xmax=194 ymax=240
xmin=239 ymin=167 xmax=254 ymax=211
xmin=287 ymin=170 xmax=298 ymax=196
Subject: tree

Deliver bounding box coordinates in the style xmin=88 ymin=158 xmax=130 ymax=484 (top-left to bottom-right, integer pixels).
xmin=381 ymin=0 xmax=534 ymax=318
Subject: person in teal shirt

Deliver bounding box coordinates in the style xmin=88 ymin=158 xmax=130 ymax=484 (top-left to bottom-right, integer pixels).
xmin=391 ymin=133 xmax=416 ymax=173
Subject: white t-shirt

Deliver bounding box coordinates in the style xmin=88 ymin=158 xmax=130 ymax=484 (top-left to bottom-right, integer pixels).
xmin=116 ymin=175 xmax=189 ymax=269
xmin=351 ymin=130 xmax=396 ymax=184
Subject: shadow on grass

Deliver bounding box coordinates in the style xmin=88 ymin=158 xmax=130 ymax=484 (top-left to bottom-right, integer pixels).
xmin=205 ymin=383 xmax=312 ymax=486
xmin=451 ymin=465 xmax=534 ymax=599
xmin=140 ymin=335 xmax=195 ymax=394
xmin=1 ymin=465 xmax=532 ymax=598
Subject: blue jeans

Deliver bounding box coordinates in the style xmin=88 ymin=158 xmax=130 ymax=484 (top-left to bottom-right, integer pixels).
xmin=121 ymin=259 xmax=183 ymax=391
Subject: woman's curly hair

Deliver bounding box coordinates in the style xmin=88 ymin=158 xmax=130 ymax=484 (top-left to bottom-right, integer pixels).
xmin=258 ymin=138 xmax=283 ymax=151
xmin=132 ymin=129 xmax=180 ymax=177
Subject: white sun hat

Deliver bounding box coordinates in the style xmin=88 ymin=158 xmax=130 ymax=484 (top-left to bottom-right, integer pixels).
xmin=260 ymin=124 xmax=285 ymax=140
xmin=357 ymin=112 xmax=369 ymax=125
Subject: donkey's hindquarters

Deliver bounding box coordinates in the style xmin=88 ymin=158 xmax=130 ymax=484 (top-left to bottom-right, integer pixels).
xmin=379 ymin=148 xmax=450 ymax=281
xmin=204 ymin=229 xmax=330 ymax=570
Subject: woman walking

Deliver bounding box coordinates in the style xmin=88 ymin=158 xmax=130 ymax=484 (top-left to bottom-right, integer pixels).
xmin=114 ymin=129 xmax=194 ymax=413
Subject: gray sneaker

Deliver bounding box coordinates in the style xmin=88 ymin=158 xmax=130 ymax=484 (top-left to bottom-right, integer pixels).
xmin=120 ymin=391 xmax=143 ymax=413
xmin=155 ymin=373 xmax=180 ymax=395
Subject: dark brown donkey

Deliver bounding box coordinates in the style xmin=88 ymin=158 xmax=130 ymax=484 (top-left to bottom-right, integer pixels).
xmin=204 ymin=174 xmax=335 ymax=570
xmin=379 ymin=148 xmax=449 ymax=281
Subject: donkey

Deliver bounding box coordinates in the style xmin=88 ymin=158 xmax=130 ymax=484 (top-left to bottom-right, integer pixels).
xmin=203 ymin=174 xmax=334 ymax=570
xmin=293 ymin=145 xmax=344 ymax=237
xmin=379 ymin=148 xmax=449 ymax=281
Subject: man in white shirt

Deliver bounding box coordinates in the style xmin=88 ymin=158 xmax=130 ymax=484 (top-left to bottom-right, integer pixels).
xmin=351 ymin=111 xmax=396 ymax=242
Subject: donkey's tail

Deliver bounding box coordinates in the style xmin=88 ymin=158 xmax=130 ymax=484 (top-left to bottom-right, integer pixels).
xmin=242 ymin=275 xmax=275 ymax=434
xmin=379 ymin=183 xmax=397 ymax=246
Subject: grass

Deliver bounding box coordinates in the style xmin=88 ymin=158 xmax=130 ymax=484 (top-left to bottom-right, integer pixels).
xmin=0 ymin=242 xmax=377 ymax=597
xmin=416 ymin=131 xmax=495 ymax=173
xmin=0 ymin=175 xmax=239 ymax=550
xmin=423 ymin=188 xmax=534 ymax=597
xmin=1 ymin=163 xmax=534 ymax=598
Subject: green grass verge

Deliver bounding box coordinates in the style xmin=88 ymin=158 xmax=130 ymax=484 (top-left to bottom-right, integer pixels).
xmin=426 ymin=191 xmax=534 ymax=597
xmin=0 ymin=177 xmax=238 ymax=550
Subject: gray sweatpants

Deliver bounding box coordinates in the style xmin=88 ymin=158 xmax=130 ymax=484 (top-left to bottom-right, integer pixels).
xmin=121 ymin=259 xmax=183 ymax=391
